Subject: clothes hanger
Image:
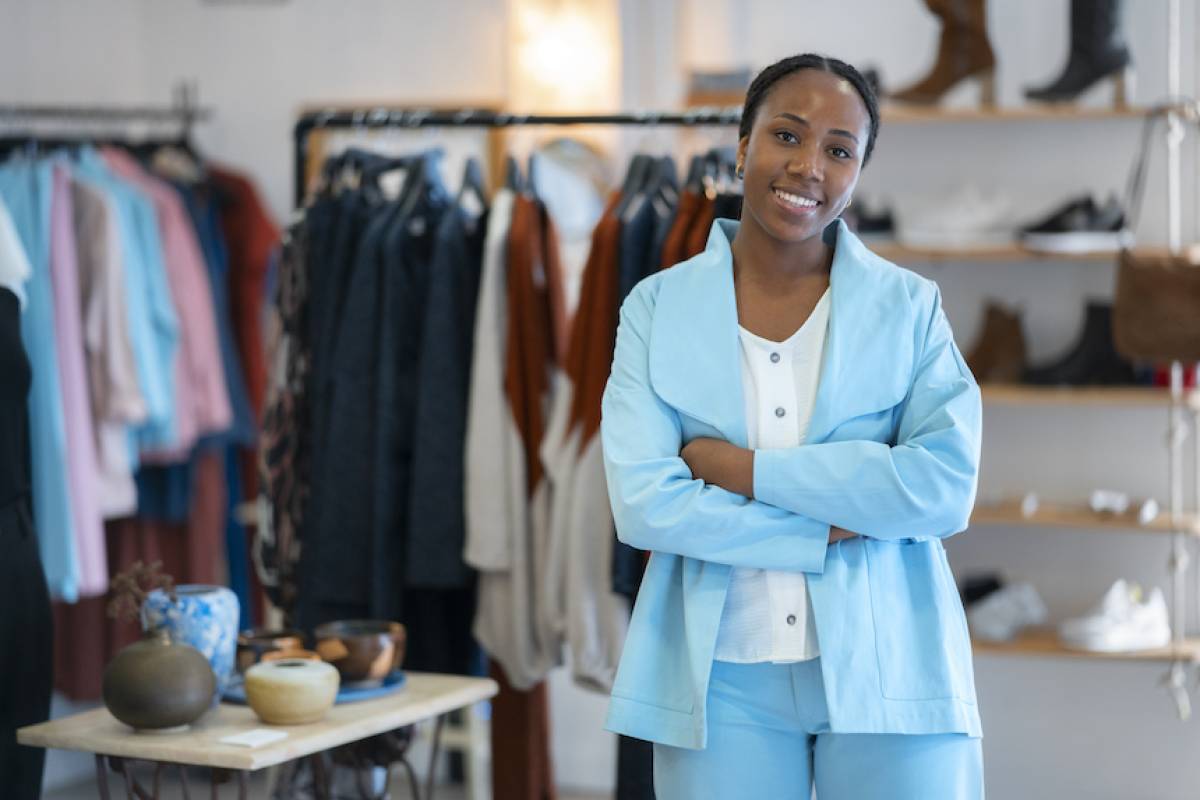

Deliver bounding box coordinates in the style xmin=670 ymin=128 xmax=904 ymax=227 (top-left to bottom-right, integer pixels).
xmin=456 ymin=156 xmax=488 ymax=216
xmin=614 ymin=153 xmax=652 ymax=219
xmin=504 ymin=155 xmax=524 ymax=193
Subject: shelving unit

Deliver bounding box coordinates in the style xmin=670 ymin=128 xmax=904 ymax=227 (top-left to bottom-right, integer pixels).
xmin=880 ymin=104 xmax=1157 ymax=124
xmin=971 ymin=501 xmax=1200 ymax=536
xmin=973 ymin=628 xmax=1200 ymax=663
xmin=871 ymin=241 xmax=1131 ymax=263
xmin=981 ymin=385 xmax=1200 ymax=410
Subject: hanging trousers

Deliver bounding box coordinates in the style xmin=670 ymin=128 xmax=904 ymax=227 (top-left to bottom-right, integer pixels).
xmin=653 ymin=658 xmax=983 ymax=800
xmin=0 ymin=501 xmax=53 ymax=800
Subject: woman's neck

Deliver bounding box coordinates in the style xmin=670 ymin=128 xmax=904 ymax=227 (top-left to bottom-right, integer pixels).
xmin=730 ymin=218 xmax=833 ymax=292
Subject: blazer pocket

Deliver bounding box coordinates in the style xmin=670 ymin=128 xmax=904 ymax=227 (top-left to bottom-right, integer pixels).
xmin=865 ymin=539 xmax=974 ymax=702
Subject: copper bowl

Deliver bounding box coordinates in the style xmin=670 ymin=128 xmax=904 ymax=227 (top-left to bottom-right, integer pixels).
xmin=236 ymin=629 xmax=306 ymax=674
xmin=312 ymin=620 xmax=406 ymax=687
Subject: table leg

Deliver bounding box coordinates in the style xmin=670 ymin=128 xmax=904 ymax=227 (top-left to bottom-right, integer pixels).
xmin=95 ymin=755 xmax=113 ymax=800
xmin=237 ymin=770 xmax=248 ymax=800
xmin=178 ymin=765 xmax=192 ymax=800
xmin=423 ymin=714 xmax=446 ymax=800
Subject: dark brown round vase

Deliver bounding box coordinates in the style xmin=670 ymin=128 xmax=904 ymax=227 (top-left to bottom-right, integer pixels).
xmin=102 ymin=628 xmax=216 ymax=731
xmin=313 ymin=620 xmax=406 ymax=687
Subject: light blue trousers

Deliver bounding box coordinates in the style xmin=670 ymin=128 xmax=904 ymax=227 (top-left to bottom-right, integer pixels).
xmin=654 ymin=658 xmax=983 ymax=799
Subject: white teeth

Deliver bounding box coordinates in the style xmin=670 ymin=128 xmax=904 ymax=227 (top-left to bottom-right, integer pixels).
xmin=774 ymin=189 xmax=819 ymax=209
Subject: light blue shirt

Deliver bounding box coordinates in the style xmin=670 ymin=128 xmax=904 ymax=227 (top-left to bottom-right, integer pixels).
xmin=73 ymin=148 xmax=179 ymax=450
xmin=0 ymin=159 xmax=81 ymax=601
xmin=601 ymin=219 xmax=983 ymax=749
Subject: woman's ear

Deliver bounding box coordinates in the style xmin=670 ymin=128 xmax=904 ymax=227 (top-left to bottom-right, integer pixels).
xmin=736 ymin=136 xmax=749 ymax=179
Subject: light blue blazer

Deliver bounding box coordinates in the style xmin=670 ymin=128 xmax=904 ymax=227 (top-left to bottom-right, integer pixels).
xmin=600 ymin=218 xmax=983 ymax=749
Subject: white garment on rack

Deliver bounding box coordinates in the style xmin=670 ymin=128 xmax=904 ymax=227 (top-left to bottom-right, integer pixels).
xmin=714 ymin=288 xmax=830 ymax=664
xmin=0 ymin=197 xmax=30 ymax=309
xmin=465 ymin=188 xmax=558 ymax=689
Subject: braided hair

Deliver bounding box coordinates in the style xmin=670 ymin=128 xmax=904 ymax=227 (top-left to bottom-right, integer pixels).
xmin=739 ymin=54 xmax=880 ymax=165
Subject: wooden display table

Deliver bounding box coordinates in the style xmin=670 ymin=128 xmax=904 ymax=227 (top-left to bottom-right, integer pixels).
xmin=18 ymin=671 xmax=498 ymax=799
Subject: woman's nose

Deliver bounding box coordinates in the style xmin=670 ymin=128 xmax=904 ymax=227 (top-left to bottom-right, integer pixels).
xmin=786 ymin=144 xmax=822 ymax=181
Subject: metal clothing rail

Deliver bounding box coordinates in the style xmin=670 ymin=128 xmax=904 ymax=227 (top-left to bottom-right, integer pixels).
xmin=0 ymin=82 xmax=212 ymax=137
xmin=293 ymin=106 xmax=744 ymax=206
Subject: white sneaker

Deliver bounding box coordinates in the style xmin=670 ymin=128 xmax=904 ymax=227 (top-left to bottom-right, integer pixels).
xmin=1058 ymin=579 xmax=1171 ymax=653
xmin=895 ymin=186 xmax=1017 ymax=249
xmin=968 ymin=582 xmax=1049 ymax=642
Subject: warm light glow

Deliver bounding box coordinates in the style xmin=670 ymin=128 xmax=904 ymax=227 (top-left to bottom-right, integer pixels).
xmin=511 ymin=0 xmax=618 ymax=111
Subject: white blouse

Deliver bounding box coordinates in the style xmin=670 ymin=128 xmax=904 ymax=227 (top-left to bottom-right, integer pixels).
xmin=0 ymin=198 xmax=30 ymax=309
xmin=713 ymin=287 xmax=831 ymax=664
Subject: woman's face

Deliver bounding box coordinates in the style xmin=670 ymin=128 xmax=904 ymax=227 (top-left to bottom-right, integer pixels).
xmin=737 ymin=69 xmax=871 ymax=247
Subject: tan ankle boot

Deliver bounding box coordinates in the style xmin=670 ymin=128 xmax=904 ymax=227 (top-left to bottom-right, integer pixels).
xmin=892 ymin=0 xmax=997 ymax=106
xmin=966 ymin=302 xmax=1027 ymax=383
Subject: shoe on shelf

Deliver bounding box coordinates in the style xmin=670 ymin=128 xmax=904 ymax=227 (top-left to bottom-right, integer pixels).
xmin=896 ymin=186 xmax=1015 ymax=249
xmin=891 ymin=0 xmax=996 ymax=107
xmin=959 ymin=572 xmax=1005 ymax=607
xmin=1022 ymin=302 xmax=1136 ymax=385
xmin=1018 ymin=194 xmax=1132 ymax=253
xmin=1024 ymin=0 xmax=1134 ymax=108
xmin=1058 ymin=579 xmax=1170 ymax=652
xmin=968 ymin=582 xmax=1049 ymax=642
xmin=845 ymin=196 xmax=895 ymax=240
xmin=966 ymin=301 xmax=1027 ymax=384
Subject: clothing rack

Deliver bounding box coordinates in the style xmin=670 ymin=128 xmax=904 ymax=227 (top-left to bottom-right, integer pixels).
xmin=0 ymin=82 xmax=212 ymax=143
xmin=293 ymin=106 xmax=744 ymax=207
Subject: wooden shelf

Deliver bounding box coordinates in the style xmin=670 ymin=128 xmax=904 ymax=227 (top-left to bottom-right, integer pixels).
xmin=981 ymin=385 xmax=1200 ymax=410
xmin=870 ymin=241 xmax=1171 ymax=263
xmin=971 ymin=501 xmax=1200 ymax=536
xmin=973 ymin=628 xmax=1200 ymax=662
xmin=880 ymin=104 xmax=1153 ymax=124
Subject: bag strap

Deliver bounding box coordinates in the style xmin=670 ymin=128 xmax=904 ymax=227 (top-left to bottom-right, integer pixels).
xmin=1124 ymin=102 xmax=1200 ymax=242
xmin=1123 ymin=112 xmax=1162 ymax=236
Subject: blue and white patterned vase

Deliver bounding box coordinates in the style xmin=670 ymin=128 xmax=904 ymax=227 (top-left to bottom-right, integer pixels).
xmin=142 ymin=585 xmax=240 ymax=706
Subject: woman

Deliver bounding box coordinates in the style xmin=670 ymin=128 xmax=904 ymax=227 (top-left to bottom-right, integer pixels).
xmin=600 ymin=54 xmax=983 ymax=798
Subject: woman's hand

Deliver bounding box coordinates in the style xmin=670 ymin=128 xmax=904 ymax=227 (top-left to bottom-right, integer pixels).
xmin=828 ymin=526 xmax=859 ymax=544
xmin=682 ymin=438 xmax=861 ymax=544
xmin=680 ymin=438 xmax=755 ymax=498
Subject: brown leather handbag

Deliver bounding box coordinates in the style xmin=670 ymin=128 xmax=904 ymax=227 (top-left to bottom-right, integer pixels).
xmin=1112 ymin=109 xmax=1200 ymax=362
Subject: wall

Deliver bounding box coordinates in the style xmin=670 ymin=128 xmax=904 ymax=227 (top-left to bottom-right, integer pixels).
xmin=4 ymin=1 xmax=1200 ymax=797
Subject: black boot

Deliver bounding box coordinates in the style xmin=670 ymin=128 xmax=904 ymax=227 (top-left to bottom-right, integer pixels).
xmin=1025 ymin=0 xmax=1132 ymax=106
xmin=1024 ymin=302 xmax=1135 ymax=386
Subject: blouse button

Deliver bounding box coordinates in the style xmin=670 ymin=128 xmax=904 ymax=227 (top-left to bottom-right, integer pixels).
xmin=770 ymin=352 xmax=781 ymax=363
xmin=786 ymin=614 xmax=797 ymax=626
xmin=775 ymin=407 xmax=786 ymax=418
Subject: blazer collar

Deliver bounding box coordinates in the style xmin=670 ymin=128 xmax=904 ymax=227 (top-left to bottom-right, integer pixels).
xmin=649 ymin=217 xmax=903 ymax=447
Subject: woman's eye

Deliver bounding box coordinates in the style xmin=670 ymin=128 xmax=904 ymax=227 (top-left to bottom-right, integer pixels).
xmin=774 ymin=130 xmax=798 ymax=144
xmin=830 ymin=146 xmax=852 ymax=159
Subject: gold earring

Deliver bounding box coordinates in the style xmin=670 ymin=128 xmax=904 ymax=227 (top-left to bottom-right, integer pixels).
xmin=736 ymin=164 xmax=745 ymax=179
xmin=846 ymin=197 xmax=853 ymax=209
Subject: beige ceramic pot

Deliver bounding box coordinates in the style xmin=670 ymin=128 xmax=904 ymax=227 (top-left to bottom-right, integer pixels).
xmin=244 ymin=659 xmax=339 ymax=725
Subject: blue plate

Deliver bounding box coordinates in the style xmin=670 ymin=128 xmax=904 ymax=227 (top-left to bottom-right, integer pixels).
xmin=223 ymin=670 xmax=407 ymax=705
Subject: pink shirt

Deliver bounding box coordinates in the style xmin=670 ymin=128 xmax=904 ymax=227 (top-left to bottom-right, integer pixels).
xmin=49 ymin=164 xmax=109 ymax=596
xmin=100 ymin=148 xmax=231 ymax=459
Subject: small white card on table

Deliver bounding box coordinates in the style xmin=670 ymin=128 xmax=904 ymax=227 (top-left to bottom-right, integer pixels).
xmin=219 ymin=729 xmax=289 ymax=748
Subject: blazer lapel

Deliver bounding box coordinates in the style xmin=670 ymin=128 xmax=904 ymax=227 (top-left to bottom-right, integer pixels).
xmin=648 ymin=218 xmax=913 ymax=450
xmin=807 ymin=220 xmax=915 ymax=444
xmin=649 ymin=219 xmax=748 ymax=447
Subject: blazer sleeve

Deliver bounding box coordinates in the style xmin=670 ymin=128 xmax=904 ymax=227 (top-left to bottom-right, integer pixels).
xmin=752 ymin=284 xmax=982 ymax=541
xmin=601 ymin=282 xmax=831 ymax=573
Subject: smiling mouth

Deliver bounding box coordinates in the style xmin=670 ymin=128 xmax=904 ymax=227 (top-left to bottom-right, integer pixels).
xmin=773 ymin=188 xmax=821 ymax=210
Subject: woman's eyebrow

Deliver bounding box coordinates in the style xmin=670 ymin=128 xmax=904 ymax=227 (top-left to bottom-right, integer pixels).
xmin=775 ymin=112 xmax=859 ymax=143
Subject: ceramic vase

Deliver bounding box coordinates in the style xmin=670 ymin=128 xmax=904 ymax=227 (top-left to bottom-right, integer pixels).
xmin=142 ymin=584 xmax=240 ymax=705
xmin=244 ymin=659 xmax=340 ymax=725
xmin=102 ymin=628 xmax=216 ymax=732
